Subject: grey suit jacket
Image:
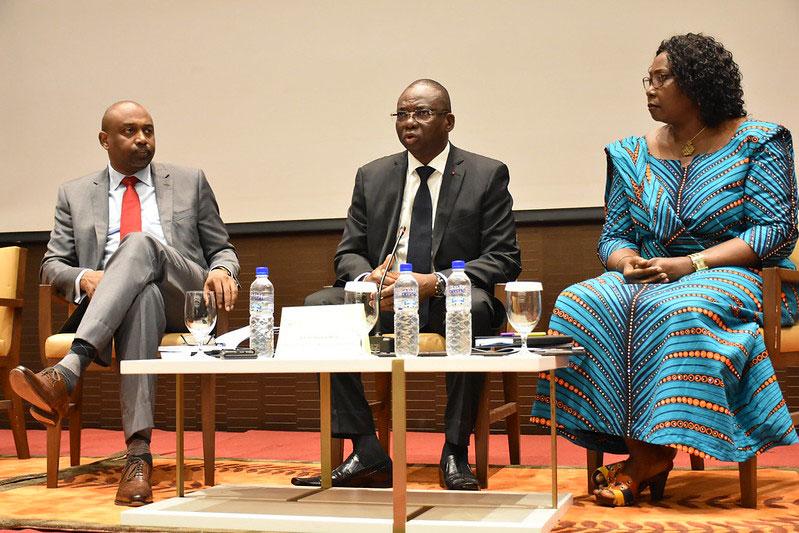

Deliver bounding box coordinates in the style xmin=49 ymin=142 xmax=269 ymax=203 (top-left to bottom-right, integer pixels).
xmin=41 ymin=162 xmax=239 ymax=301
xmin=335 ymin=145 xmax=521 ymax=292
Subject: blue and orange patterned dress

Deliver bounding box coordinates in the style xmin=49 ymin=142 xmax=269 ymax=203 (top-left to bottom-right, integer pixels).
xmin=531 ymin=120 xmax=799 ymax=461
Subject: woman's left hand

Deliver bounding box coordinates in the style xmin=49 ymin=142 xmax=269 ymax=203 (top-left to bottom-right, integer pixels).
xmin=647 ymin=256 xmax=695 ymax=283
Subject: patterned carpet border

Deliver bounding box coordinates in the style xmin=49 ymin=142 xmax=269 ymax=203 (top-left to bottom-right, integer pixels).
xmin=0 ymin=455 xmax=797 ymax=532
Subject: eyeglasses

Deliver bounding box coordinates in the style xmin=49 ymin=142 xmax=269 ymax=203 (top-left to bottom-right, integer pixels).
xmin=391 ymin=109 xmax=450 ymax=122
xmin=642 ymin=73 xmax=673 ymax=90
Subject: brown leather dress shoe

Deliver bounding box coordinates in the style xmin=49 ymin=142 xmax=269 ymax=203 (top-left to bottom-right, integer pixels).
xmin=29 ymin=406 xmax=58 ymax=426
xmin=115 ymin=456 xmax=153 ymax=507
xmin=9 ymin=366 xmax=69 ymax=420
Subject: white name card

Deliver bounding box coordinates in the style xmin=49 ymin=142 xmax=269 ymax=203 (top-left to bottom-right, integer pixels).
xmin=275 ymin=304 xmax=370 ymax=359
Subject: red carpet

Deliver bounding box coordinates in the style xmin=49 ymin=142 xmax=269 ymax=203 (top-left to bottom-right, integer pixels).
xmin=2 ymin=428 xmax=797 ymax=468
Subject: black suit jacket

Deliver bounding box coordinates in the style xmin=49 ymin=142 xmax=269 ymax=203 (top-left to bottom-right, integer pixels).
xmin=334 ymin=145 xmax=521 ymax=292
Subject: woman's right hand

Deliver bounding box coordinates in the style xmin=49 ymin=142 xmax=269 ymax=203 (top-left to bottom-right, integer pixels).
xmin=620 ymin=256 xmax=668 ymax=284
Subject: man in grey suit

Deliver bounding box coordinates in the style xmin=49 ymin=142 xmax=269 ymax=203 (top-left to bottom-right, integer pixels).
xmin=10 ymin=101 xmax=239 ymax=506
xmin=292 ymin=80 xmax=521 ymax=491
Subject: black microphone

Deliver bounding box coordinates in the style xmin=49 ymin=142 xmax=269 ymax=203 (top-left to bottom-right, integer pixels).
xmin=373 ymin=225 xmax=407 ymax=341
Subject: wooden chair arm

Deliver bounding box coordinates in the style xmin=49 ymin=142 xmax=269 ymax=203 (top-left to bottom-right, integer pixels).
xmin=761 ymin=266 xmax=799 ymax=356
xmin=0 ymin=297 xmax=23 ymax=308
xmin=38 ymin=284 xmax=56 ymax=366
xmin=493 ymin=283 xmax=509 ymax=333
xmin=38 ymin=284 xmax=74 ymax=367
xmin=493 ymin=283 xmax=507 ymax=300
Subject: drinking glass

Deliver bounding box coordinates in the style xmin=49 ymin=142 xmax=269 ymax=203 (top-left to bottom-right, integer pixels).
xmin=344 ymin=281 xmax=378 ymax=350
xmin=505 ymin=281 xmax=542 ymax=356
xmin=184 ymin=290 xmax=217 ymax=356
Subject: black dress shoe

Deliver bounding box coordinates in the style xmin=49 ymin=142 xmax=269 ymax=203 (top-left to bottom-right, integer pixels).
xmin=291 ymin=452 xmax=392 ymax=488
xmin=439 ymin=454 xmax=480 ymax=491
xmin=459 ymin=460 xmax=480 ymax=489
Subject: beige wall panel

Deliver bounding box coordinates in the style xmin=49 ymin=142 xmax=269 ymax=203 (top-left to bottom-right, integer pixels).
xmin=1 ymin=0 xmax=797 ymax=231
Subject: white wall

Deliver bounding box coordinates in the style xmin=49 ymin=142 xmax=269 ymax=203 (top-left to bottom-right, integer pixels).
xmin=2 ymin=0 xmax=797 ymax=232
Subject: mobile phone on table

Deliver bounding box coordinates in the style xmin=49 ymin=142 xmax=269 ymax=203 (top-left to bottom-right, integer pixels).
xmin=220 ymin=348 xmax=258 ymax=359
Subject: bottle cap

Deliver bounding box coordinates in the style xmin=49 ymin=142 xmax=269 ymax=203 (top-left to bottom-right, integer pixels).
xmin=255 ymin=266 xmax=269 ymax=276
xmin=451 ymin=260 xmax=466 ymax=269
xmin=399 ymin=263 xmax=413 ymax=272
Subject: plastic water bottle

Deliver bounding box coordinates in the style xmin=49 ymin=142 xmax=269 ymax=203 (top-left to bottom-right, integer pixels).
xmin=446 ymin=260 xmax=472 ymax=356
xmin=394 ymin=263 xmax=419 ymax=357
xmin=249 ymin=266 xmax=274 ymax=357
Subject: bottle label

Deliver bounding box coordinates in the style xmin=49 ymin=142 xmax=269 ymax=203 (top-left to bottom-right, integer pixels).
xmin=250 ymin=302 xmax=274 ymax=313
xmin=250 ymin=293 xmax=274 ymax=314
xmin=447 ymin=286 xmax=469 ymax=306
xmin=395 ymin=287 xmax=418 ymax=311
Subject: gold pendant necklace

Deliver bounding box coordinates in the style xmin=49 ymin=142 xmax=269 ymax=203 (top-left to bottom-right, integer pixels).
xmin=680 ymin=126 xmax=707 ymax=156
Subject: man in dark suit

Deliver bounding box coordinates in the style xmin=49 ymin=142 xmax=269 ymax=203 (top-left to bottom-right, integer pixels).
xmin=292 ymin=79 xmax=521 ymax=490
xmin=10 ymin=101 xmax=239 ymax=506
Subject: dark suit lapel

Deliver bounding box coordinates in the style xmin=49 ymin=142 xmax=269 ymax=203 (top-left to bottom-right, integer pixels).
xmin=432 ymin=146 xmax=465 ymax=258
xmin=379 ymin=154 xmax=408 ymax=260
xmin=92 ymin=169 xmax=110 ymax=269
xmin=152 ymin=163 xmax=174 ymax=246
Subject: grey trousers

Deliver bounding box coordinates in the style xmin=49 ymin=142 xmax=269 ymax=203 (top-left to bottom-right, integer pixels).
xmin=75 ymin=233 xmax=206 ymax=440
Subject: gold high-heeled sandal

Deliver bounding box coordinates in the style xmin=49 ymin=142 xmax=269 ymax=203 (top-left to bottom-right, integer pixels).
xmin=594 ymin=469 xmax=670 ymax=507
xmin=592 ymin=460 xmax=626 ymax=489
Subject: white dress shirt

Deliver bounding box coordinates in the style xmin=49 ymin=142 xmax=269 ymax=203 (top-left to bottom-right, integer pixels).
xmin=74 ymin=163 xmax=166 ymax=301
xmin=356 ymin=143 xmax=450 ymax=282
xmin=394 ymin=142 xmax=449 ymax=269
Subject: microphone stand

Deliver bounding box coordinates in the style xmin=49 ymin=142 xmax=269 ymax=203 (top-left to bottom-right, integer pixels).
xmin=371 ymin=226 xmax=406 ymax=353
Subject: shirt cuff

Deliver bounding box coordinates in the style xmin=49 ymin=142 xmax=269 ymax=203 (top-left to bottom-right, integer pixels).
xmin=74 ymin=268 xmax=90 ymax=304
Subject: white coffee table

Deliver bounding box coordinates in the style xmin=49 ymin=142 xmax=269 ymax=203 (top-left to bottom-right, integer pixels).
xmin=120 ymin=353 xmax=573 ymax=532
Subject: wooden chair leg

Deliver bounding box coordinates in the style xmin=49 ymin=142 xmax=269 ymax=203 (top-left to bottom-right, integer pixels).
xmin=739 ymin=456 xmax=757 ymax=508
xmin=689 ymin=454 xmax=705 ymax=471
xmin=68 ymin=410 xmax=81 ymax=467
xmin=374 ymin=373 xmax=392 ymax=454
xmin=201 ymin=374 xmax=216 ymax=486
xmin=331 ymin=437 xmax=344 ymax=467
xmin=9 ymin=395 xmax=30 ymax=459
xmin=47 ymin=420 xmax=62 ymax=488
xmin=69 ymin=383 xmax=83 ymax=467
xmin=586 ymin=448 xmax=604 ymax=494
xmin=474 ymin=376 xmax=491 ymax=489
xmin=1 ymin=369 xmax=30 ymax=459
xmin=501 ymin=372 xmax=520 ymax=465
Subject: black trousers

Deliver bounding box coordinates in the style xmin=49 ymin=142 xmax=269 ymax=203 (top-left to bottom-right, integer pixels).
xmin=305 ymin=286 xmax=504 ymax=447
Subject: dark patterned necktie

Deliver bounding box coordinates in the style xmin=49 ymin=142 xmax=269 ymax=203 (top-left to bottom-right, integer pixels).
xmin=406 ymin=165 xmax=435 ymax=326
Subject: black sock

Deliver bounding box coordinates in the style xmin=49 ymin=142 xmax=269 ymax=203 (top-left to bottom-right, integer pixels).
xmin=71 ymin=338 xmax=98 ymax=365
xmin=353 ymin=434 xmax=387 ymax=466
xmin=441 ymin=441 xmax=467 ymax=465
xmin=126 ymin=433 xmax=153 ymax=466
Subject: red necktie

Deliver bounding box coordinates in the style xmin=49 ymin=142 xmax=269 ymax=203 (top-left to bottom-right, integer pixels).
xmin=120 ymin=176 xmax=142 ymax=239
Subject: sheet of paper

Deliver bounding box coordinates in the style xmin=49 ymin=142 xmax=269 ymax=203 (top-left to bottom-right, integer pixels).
xmin=158 ymin=345 xmax=196 ymax=354
xmin=275 ymin=304 xmax=370 ymax=359
xmin=215 ymin=325 xmax=251 ymax=348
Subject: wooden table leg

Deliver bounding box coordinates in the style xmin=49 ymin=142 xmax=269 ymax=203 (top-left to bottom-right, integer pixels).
xmin=176 ymin=374 xmax=185 ymax=498
xmin=201 ymin=374 xmax=216 ymax=486
xmin=320 ymin=372 xmax=332 ymax=489
xmin=549 ymin=369 xmax=558 ymax=509
xmin=391 ymin=359 xmax=406 ymax=533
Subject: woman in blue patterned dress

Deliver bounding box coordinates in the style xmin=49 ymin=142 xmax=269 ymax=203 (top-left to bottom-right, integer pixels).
xmin=531 ymin=33 xmax=799 ymax=507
